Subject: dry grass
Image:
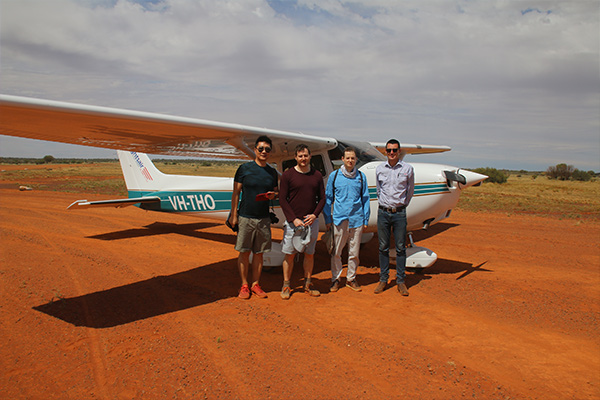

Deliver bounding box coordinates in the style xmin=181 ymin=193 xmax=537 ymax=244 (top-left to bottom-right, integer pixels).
xmin=0 ymin=161 xmax=241 ymax=196
xmin=457 ymin=175 xmax=600 ymax=221
xmin=2 ymin=162 xmax=598 ymax=221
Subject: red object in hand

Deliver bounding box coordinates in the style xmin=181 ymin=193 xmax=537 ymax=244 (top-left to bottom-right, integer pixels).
xmin=255 ymin=192 xmax=270 ymax=201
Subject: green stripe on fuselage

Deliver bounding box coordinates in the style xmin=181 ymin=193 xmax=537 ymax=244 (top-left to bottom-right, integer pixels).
xmin=414 ymin=183 xmax=450 ymax=195
xmin=129 ymin=190 xmax=232 ymax=212
xmin=129 ymin=190 xmax=281 ymax=213
xmin=368 ymin=183 xmax=449 ymax=200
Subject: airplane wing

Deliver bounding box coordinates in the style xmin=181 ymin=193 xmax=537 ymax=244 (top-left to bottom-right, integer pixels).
xmin=370 ymin=142 xmax=451 ymax=156
xmin=0 ymin=94 xmax=337 ymax=159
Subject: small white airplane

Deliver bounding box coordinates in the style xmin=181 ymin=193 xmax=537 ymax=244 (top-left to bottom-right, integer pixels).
xmin=0 ymin=94 xmax=487 ymax=268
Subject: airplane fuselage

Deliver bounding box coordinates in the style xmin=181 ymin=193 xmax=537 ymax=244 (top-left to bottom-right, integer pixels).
xmin=126 ymin=159 xmax=468 ymax=233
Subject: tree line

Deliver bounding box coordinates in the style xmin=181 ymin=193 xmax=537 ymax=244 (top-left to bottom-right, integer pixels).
xmin=472 ymin=164 xmax=597 ymax=184
xmin=1 ymin=156 xmax=596 ymax=183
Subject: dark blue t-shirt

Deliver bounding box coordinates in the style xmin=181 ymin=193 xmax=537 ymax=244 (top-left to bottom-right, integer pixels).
xmin=234 ymin=161 xmax=278 ymax=219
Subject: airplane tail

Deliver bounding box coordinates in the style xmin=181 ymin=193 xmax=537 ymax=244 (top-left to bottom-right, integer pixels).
xmin=117 ymin=150 xmax=166 ymax=192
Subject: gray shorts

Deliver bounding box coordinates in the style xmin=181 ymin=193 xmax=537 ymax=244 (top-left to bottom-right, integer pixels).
xmin=281 ymin=219 xmax=320 ymax=255
xmin=235 ymin=215 xmax=272 ymax=253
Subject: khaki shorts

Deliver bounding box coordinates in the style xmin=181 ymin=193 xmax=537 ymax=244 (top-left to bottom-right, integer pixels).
xmin=281 ymin=219 xmax=320 ymax=255
xmin=235 ymin=216 xmax=272 ymax=253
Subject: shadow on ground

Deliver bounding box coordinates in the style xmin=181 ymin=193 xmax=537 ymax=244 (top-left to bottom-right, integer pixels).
xmin=34 ymin=258 xmax=237 ymax=328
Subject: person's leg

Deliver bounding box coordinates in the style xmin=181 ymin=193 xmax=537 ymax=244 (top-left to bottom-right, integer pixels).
xmin=280 ymin=221 xmax=296 ymax=291
xmin=250 ymin=217 xmax=271 ymax=298
xmin=346 ymin=225 xmax=363 ymax=282
xmin=280 ymin=253 xmax=294 ymax=300
xmin=282 ymin=253 xmax=295 ymax=282
xmin=392 ymin=210 xmax=407 ymax=284
xmin=302 ymin=253 xmax=320 ymax=296
xmin=237 ymin=251 xmax=251 ymax=299
xmin=377 ymin=209 xmax=392 ymax=283
xmin=251 ymin=252 xmax=263 ymax=287
xmin=331 ymin=220 xmax=349 ymax=283
xmin=302 ymin=219 xmax=319 ymax=281
xmin=303 ymin=253 xmax=314 ymax=280
xmin=238 ymin=251 xmax=251 ymax=285
xmin=234 ymin=215 xmax=255 ymax=287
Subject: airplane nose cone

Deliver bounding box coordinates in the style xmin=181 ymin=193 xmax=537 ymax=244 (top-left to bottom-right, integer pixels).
xmin=458 ymin=169 xmax=488 ymax=188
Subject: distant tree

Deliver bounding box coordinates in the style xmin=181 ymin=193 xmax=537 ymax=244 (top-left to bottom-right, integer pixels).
xmin=571 ymin=169 xmax=592 ymax=181
xmin=43 ymin=155 xmax=55 ymax=164
xmin=472 ymin=167 xmax=508 ymax=184
xmin=546 ymin=163 xmax=574 ymax=180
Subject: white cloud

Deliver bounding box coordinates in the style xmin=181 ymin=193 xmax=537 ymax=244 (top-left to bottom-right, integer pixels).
xmin=1 ymin=0 xmax=598 ymax=170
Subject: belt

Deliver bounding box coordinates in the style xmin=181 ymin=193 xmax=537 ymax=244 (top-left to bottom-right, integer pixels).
xmin=379 ymin=205 xmax=405 ymax=213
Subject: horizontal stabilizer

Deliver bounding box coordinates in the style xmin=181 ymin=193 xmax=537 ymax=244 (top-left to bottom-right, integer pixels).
xmin=67 ymin=196 xmax=161 ymax=209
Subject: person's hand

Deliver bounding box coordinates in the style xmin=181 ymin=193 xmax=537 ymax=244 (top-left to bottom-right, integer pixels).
xmin=326 ymin=223 xmax=332 ymax=231
xmin=293 ymin=218 xmax=304 ymax=227
xmin=266 ymin=191 xmax=277 ymax=200
xmin=303 ymin=214 xmax=316 ymax=226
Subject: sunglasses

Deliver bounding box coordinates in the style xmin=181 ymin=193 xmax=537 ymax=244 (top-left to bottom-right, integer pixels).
xmin=256 ymin=146 xmax=272 ymax=153
xmin=386 ymin=148 xmax=399 ymax=153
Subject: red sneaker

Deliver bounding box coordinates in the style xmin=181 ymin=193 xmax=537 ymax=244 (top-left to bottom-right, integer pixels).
xmin=251 ymin=284 xmax=268 ymax=299
xmin=238 ymin=284 xmax=250 ymax=300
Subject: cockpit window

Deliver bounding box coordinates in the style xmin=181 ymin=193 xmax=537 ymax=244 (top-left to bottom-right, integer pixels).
xmin=327 ymin=141 xmax=385 ymax=170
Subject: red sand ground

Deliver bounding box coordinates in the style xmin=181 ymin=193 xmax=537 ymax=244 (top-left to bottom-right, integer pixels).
xmin=1 ymin=187 xmax=599 ymax=400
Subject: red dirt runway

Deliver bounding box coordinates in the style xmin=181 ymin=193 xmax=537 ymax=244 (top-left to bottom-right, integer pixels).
xmin=1 ymin=188 xmax=598 ymax=399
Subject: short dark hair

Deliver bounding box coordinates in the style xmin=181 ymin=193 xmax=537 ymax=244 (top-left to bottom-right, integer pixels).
xmin=295 ymin=143 xmax=311 ymax=155
xmin=343 ymin=146 xmax=357 ymax=157
xmin=255 ymin=135 xmax=272 ymax=148
xmin=386 ymin=139 xmax=400 ymax=148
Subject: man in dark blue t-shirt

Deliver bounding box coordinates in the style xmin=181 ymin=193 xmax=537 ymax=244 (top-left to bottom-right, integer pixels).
xmin=228 ymin=135 xmax=278 ymax=300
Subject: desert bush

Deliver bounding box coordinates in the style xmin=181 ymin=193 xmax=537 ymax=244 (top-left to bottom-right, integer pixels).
xmin=546 ymin=163 xmax=575 ymax=180
xmin=472 ymin=167 xmax=508 ymax=184
xmin=572 ymin=169 xmax=592 ymax=181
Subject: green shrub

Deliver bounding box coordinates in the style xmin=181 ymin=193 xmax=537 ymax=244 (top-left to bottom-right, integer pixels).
xmin=472 ymin=167 xmax=508 ymax=184
xmin=572 ymin=169 xmax=592 ymax=181
xmin=546 ymin=163 xmax=574 ymax=180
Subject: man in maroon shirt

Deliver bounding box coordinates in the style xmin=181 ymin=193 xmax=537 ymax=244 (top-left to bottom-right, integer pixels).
xmin=279 ymin=144 xmax=326 ymax=299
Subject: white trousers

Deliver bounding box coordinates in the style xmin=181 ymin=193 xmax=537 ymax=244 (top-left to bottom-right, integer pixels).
xmin=331 ymin=220 xmax=363 ymax=282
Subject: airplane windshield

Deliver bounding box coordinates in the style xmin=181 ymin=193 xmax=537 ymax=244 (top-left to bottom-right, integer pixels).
xmin=328 ymin=141 xmax=385 ymax=170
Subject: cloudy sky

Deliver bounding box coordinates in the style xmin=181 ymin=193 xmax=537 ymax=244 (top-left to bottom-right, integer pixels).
xmin=1 ymin=0 xmax=598 ymax=171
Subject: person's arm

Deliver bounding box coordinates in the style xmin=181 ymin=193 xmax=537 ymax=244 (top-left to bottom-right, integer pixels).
xmin=268 ymin=170 xmax=279 ymax=200
xmin=323 ymin=173 xmax=334 ymax=229
xmin=361 ymin=172 xmax=370 ymax=227
xmin=278 ymin=172 xmax=297 ymax=224
xmin=405 ymin=166 xmax=415 ymax=205
xmin=279 ymin=174 xmax=304 ymax=226
xmin=312 ymin=173 xmax=326 ymax=217
xmin=229 ymin=181 xmax=242 ymax=227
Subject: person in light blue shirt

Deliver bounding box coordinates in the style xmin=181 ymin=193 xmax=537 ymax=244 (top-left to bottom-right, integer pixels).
xmin=323 ymin=147 xmax=370 ymax=293
xmin=374 ymin=139 xmax=414 ymax=296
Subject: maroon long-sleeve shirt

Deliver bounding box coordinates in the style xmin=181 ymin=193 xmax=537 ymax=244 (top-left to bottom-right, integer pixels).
xmin=279 ymin=167 xmax=325 ymax=223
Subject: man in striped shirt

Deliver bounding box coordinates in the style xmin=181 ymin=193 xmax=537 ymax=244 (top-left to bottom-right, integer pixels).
xmin=374 ymin=139 xmax=414 ymax=296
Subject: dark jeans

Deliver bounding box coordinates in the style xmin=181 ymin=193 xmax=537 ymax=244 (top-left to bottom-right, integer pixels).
xmin=377 ymin=207 xmax=407 ymax=284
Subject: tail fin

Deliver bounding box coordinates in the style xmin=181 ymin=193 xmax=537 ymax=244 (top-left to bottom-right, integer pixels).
xmin=117 ymin=150 xmax=166 ymax=192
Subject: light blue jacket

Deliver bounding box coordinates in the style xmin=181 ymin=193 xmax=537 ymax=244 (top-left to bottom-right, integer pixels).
xmin=323 ymin=169 xmax=370 ymax=228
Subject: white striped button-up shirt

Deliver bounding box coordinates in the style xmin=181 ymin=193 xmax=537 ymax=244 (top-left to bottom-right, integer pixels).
xmin=375 ymin=160 xmax=415 ymax=208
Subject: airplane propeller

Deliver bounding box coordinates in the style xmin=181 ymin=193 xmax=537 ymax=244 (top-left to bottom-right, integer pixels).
xmin=444 ymin=169 xmax=488 ymax=188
